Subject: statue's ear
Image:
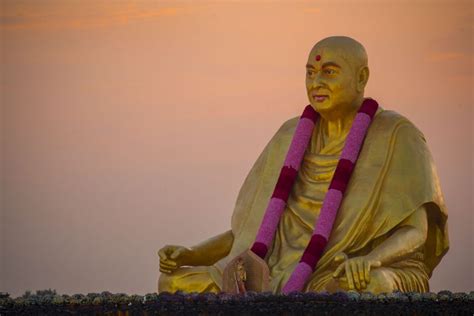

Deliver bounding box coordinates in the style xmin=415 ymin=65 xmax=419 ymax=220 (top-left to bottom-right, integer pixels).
xmin=356 ymin=66 xmax=369 ymax=93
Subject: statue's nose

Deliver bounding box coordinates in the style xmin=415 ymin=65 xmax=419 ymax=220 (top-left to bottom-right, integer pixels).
xmin=310 ymin=71 xmax=326 ymax=89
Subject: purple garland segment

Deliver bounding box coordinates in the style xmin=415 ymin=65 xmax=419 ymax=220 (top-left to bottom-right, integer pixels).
xmin=249 ymin=98 xmax=379 ymax=293
xmin=251 ymin=105 xmax=318 ymax=259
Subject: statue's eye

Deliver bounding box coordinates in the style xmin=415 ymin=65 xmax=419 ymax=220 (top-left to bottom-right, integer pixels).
xmin=306 ymin=70 xmax=314 ymax=76
xmin=324 ymin=69 xmax=335 ymax=75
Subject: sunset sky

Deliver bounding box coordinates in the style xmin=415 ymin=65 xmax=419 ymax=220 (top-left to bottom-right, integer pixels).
xmin=1 ymin=0 xmax=473 ymax=296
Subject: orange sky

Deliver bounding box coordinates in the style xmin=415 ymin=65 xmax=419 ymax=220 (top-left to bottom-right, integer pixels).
xmin=1 ymin=0 xmax=473 ymax=296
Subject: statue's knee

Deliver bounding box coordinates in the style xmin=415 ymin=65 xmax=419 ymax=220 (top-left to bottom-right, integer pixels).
xmin=158 ymin=273 xmax=179 ymax=293
xmin=365 ymin=268 xmax=395 ymax=294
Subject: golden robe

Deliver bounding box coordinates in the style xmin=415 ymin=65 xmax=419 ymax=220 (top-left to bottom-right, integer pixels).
xmin=168 ymin=108 xmax=449 ymax=293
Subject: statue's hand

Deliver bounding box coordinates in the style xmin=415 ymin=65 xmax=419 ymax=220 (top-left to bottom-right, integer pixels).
xmin=158 ymin=245 xmax=194 ymax=274
xmin=332 ymin=253 xmax=381 ymax=291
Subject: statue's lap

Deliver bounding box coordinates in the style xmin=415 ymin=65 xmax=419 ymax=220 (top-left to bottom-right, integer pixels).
xmin=158 ymin=262 xmax=428 ymax=294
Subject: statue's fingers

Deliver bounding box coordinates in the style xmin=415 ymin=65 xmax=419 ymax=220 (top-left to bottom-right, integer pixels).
xmin=160 ymin=260 xmax=179 ymax=272
xmin=357 ymin=261 xmax=366 ymax=289
xmin=350 ymin=261 xmax=361 ymax=290
xmin=160 ymin=245 xmax=178 ymax=258
xmin=345 ymin=262 xmax=355 ymax=290
xmin=364 ymin=260 xmax=371 ymax=283
xmin=160 ymin=258 xmax=177 ymax=266
xmin=159 ymin=267 xmax=172 ymax=274
xmin=333 ymin=262 xmax=345 ymax=278
xmin=158 ymin=249 xmax=168 ymax=260
xmin=160 ymin=260 xmax=177 ymax=269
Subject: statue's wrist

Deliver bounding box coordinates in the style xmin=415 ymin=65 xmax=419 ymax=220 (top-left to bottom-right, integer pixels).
xmin=188 ymin=246 xmax=198 ymax=255
xmin=178 ymin=247 xmax=195 ymax=265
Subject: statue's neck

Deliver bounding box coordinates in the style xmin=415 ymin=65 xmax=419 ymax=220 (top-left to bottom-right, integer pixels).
xmin=317 ymin=97 xmax=364 ymax=142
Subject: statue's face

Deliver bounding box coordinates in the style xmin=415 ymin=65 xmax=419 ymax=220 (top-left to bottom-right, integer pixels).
xmin=305 ymin=47 xmax=359 ymax=114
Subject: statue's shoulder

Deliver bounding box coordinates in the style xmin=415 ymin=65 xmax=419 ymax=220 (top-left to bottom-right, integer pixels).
xmin=374 ymin=109 xmax=409 ymax=125
xmin=276 ymin=116 xmax=300 ymax=135
xmin=372 ymin=108 xmax=425 ymax=140
xmin=262 ymin=116 xmax=300 ymax=152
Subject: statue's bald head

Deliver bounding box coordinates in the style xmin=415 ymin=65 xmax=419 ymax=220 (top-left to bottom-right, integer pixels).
xmin=305 ymin=36 xmax=370 ymax=116
xmin=311 ymin=36 xmax=368 ymax=74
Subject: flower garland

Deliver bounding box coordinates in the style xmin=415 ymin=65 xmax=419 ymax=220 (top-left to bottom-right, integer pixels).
xmin=250 ymin=98 xmax=379 ymax=293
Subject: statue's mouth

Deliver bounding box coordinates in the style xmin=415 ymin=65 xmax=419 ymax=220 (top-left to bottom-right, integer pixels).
xmin=313 ymin=95 xmax=329 ymax=102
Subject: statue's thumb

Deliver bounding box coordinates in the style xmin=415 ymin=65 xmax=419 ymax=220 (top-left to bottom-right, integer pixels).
xmin=334 ymin=252 xmax=347 ymax=263
xmin=170 ymin=249 xmax=181 ymax=259
xmin=372 ymin=260 xmax=382 ymax=268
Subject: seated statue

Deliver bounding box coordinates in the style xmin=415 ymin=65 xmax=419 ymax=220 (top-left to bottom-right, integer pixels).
xmin=157 ymin=36 xmax=449 ymax=294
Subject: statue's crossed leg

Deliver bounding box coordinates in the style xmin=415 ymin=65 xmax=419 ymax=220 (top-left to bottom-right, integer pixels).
xmin=158 ymin=266 xmax=220 ymax=293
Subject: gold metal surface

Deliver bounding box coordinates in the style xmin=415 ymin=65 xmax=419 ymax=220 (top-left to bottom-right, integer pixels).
xmin=157 ymin=36 xmax=448 ymax=294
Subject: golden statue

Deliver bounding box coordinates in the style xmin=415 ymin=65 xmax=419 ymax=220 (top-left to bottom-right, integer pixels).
xmin=157 ymin=36 xmax=449 ymax=294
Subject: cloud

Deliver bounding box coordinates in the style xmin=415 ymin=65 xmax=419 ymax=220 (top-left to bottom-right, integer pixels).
xmin=0 ymin=1 xmax=190 ymax=31
xmin=426 ymin=52 xmax=470 ymax=63
xmin=425 ymin=51 xmax=473 ymax=78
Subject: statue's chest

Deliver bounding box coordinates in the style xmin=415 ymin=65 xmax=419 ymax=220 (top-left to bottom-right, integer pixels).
xmin=280 ymin=152 xmax=340 ymax=231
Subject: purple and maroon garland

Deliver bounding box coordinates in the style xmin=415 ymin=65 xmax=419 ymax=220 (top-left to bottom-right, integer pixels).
xmin=250 ymin=98 xmax=379 ymax=293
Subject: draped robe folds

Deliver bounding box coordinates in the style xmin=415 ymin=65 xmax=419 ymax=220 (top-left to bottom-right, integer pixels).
xmin=165 ymin=108 xmax=449 ymax=293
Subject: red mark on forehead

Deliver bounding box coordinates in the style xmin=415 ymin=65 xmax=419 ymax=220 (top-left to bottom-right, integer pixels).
xmin=315 ymin=55 xmax=321 ymax=61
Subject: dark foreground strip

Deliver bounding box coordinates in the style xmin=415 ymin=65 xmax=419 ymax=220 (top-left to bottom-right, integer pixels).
xmin=1 ymin=291 xmax=473 ymax=315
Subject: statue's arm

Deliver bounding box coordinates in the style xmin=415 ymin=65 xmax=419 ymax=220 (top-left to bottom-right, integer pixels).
xmin=159 ymin=230 xmax=234 ymax=273
xmin=188 ymin=229 xmax=234 ymax=266
xmin=333 ymin=205 xmax=428 ymax=290
xmin=365 ymin=204 xmax=428 ymax=265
